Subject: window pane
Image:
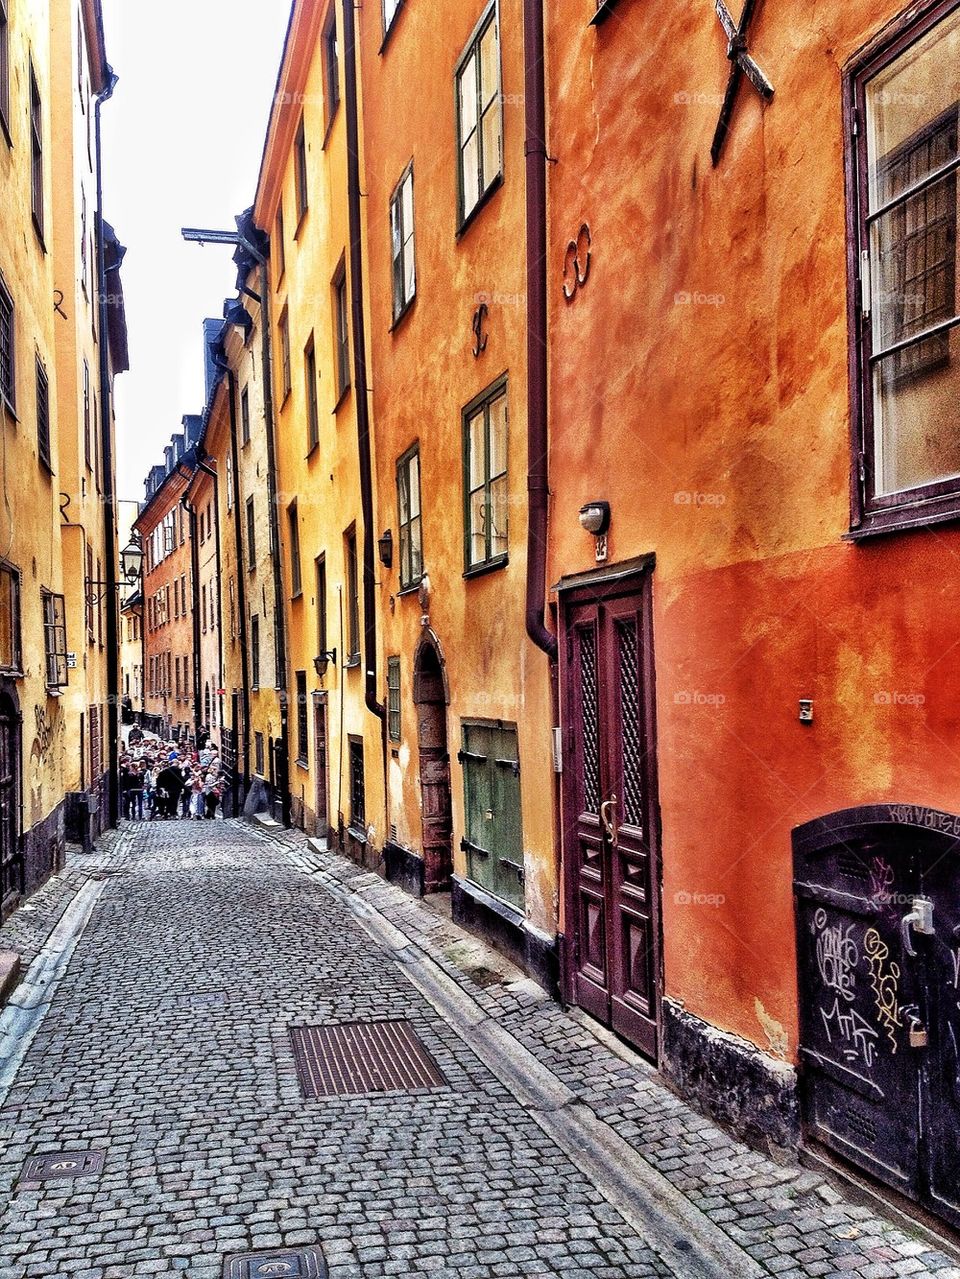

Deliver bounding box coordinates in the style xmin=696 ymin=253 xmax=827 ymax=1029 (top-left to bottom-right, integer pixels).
xmin=410 ymin=514 xmax=423 ymax=580
xmin=489 ymin=474 xmax=509 ymax=559
xmin=480 ymin=19 xmax=499 ymax=108
xmin=409 ymin=451 xmax=420 ymax=517
xmin=398 ymin=463 xmax=410 ymax=524
xmin=481 ymin=100 xmax=502 ymax=191
xmin=469 ymin=490 xmax=487 ymax=566
xmin=390 ymin=195 xmax=402 ymax=262
xmin=864 ymin=8 xmax=960 ymax=497
xmin=402 ymin=172 xmax=414 ymax=237
xmin=462 ymin=132 xmax=480 ymax=214
xmin=488 ymin=392 xmax=508 ymax=477
xmin=459 ymin=53 xmax=478 ymax=137
xmin=467 ymin=411 xmax=485 ymax=491
xmin=399 ymin=523 xmax=410 ymax=585
xmin=866 ymin=12 xmax=960 ymax=210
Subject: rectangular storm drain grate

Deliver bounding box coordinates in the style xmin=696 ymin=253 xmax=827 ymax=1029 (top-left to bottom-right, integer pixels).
xmin=181 ymin=991 xmax=228 ymax=1007
xmin=223 ymin=1247 xmax=328 ymax=1278
xmin=20 ymin=1150 xmax=105 ymax=1184
xmin=290 ymin=1019 xmax=447 ymax=1098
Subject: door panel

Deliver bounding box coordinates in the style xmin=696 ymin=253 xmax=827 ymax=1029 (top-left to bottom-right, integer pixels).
xmin=562 ymin=571 xmax=662 ymax=1061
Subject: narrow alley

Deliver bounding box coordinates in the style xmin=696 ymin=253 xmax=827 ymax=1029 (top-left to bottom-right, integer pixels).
xmin=0 ymin=821 xmax=956 ymax=1279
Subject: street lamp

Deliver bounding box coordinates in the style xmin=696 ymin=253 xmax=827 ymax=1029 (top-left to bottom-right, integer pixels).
xmin=120 ymin=535 xmax=143 ymax=586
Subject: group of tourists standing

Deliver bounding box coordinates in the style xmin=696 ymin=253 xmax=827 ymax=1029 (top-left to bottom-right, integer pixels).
xmin=119 ymin=728 xmax=225 ymax=822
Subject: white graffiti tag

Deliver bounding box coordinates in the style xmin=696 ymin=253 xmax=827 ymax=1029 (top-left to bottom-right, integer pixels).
xmin=863 ymin=928 xmax=901 ymax=1053
xmin=814 ymin=909 xmax=859 ymax=1004
xmin=820 ymin=997 xmax=880 ymax=1068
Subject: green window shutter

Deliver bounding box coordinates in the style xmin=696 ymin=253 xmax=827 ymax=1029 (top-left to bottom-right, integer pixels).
xmin=460 ymin=722 xmax=524 ymax=910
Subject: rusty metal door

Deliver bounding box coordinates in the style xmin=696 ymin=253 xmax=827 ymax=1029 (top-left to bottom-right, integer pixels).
xmin=561 ymin=569 xmax=662 ymax=1062
xmin=0 ymin=695 xmax=22 ymax=914
xmin=794 ymin=805 xmax=960 ymax=1228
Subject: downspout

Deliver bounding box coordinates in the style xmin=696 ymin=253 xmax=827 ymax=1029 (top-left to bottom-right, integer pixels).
xmin=195 ymin=452 xmax=223 ymax=736
xmin=216 ymin=356 xmax=251 ymax=795
xmin=250 ymin=248 xmax=291 ymax=827
xmin=95 ymin=67 xmax=121 ymax=827
xmin=523 ymin=0 xmax=557 ymax=661
xmin=342 ymin=0 xmax=385 ymax=729
xmin=180 ymin=489 xmax=202 ymax=741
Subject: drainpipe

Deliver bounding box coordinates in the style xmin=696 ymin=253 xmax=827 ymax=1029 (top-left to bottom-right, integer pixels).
xmin=248 ymin=242 xmax=291 ymax=828
xmin=94 ymin=67 xmax=121 ymax=827
xmin=215 ymin=355 xmax=251 ymax=799
xmin=523 ymin=0 xmax=557 ymax=661
xmin=195 ymin=452 xmax=224 ymax=738
xmin=180 ymin=490 xmax=202 ymax=741
xmin=342 ymin=0 xmax=385 ymax=729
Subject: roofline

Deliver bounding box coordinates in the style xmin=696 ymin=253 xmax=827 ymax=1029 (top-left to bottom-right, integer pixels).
xmin=134 ymin=447 xmax=199 ymax=532
xmin=252 ymin=0 xmax=326 ymax=230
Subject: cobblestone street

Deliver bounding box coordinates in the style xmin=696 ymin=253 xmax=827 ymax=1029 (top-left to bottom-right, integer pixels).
xmin=0 ymin=819 xmax=957 ymax=1279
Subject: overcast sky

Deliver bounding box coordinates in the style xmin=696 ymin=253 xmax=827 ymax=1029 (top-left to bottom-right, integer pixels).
xmin=100 ymin=0 xmax=291 ymax=504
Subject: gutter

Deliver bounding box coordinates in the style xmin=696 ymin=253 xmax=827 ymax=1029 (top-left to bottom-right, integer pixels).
xmin=523 ymin=0 xmax=557 ymax=660
xmin=342 ymin=0 xmax=385 ymax=727
xmin=94 ymin=67 xmax=121 ymax=827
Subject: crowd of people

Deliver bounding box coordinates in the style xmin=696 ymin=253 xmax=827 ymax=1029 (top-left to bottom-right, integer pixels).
xmin=118 ymin=728 xmax=226 ymax=822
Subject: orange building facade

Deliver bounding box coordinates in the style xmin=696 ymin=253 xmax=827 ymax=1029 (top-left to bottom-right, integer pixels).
xmin=541 ymin=0 xmax=960 ymax=1209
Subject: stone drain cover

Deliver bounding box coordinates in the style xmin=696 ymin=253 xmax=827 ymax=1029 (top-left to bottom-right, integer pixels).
xmin=223 ymin=1247 xmax=328 ymax=1278
xmin=20 ymin=1150 xmax=105 ymax=1184
xmin=290 ymin=1019 xmax=447 ymax=1098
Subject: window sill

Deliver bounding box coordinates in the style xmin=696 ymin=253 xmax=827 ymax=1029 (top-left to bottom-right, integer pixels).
xmin=290 ymin=590 xmax=303 ymax=602
xmin=322 ymin=104 xmax=340 ymax=152
xmin=275 ymin=268 xmax=285 ymax=294
xmin=294 ymin=207 xmax=309 ymax=241
xmin=346 ymin=824 xmax=368 ymax=846
xmin=331 ymin=384 xmax=352 ymax=414
xmin=305 ymin=441 xmax=320 ymax=461
xmin=397 ymin=580 xmax=423 ymax=597
xmin=0 ymin=666 xmax=23 ymax=679
xmin=344 ymin=654 xmax=361 ymax=669
xmin=463 ymin=555 xmax=508 ymax=581
xmin=846 ymin=502 xmax=960 ymax=541
xmin=389 ymin=293 xmax=417 ymax=334
xmin=0 ymin=112 xmax=11 ymax=149
xmin=456 ymin=173 xmax=503 ymax=241
xmin=295 ymin=757 xmax=309 ymax=770
xmin=1 ymin=397 xmax=18 ymax=423
xmin=33 ymin=218 xmax=47 ymax=254
xmin=38 ymin=455 xmax=54 ymax=477
xmin=279 ymin=388 xmax=291 ymax=410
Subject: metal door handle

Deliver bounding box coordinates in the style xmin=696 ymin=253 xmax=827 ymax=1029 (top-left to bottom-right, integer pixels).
xmin=901 ymin=896 xmax=935 ymax=957
xmin=600 ymin=794 xmax=618 ymax=841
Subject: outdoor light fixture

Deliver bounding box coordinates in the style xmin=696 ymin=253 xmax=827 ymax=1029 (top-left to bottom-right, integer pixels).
xmin=85 ymin=535 xmax=144 ymax=606
xmin=314 ymin=650 xmax=338 ymax=678
xmin=378 ymin=529 xmax=394 ymax=569
xmin=120 ymin=535 xmax=144 ymax=585
xmin=579 ymin=501 xmax=611 ymax=536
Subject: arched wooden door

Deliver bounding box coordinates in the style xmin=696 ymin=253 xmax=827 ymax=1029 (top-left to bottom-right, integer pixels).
xmin=414 ymin=640 xmax=452 ymax=894
xmin=0 ymin=692 xmax=22 ymax=915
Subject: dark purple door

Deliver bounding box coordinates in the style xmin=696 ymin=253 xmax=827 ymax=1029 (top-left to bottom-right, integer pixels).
xmin=0 ymin=696 xmax=21 ymax=914
xmin=562 ymin=571 xmax=662 ymax=1061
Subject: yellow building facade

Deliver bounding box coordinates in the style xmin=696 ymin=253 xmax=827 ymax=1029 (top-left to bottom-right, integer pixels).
xmin=0 ymin=0 xmax=124 ymax=908
xmin=252 ymin=0 xmax=386 ymax=851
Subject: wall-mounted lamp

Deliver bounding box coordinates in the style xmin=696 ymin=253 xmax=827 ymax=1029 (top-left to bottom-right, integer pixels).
xmin=579 ymin=501 xmax=611 ymax=536
xmin=314 ymin=650 xmax=338 ymax=678
xmin=377 ymin=529 xmax=394 ymax=569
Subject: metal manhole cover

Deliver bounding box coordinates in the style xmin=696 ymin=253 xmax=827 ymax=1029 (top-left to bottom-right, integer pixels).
xmin=20 ymin=1150 xmax=105 ymax=1183
xmin=223 ymin=1247 xmax=328 ymax=1278
xmin=181 ymin=991 xmax=228 ymax=1007
xmin=290 ymin=1020 xmax=447 ymax=1098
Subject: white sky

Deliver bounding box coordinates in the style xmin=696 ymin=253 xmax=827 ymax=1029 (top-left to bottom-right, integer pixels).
xmin=100 ymin=0 xmax=291 ymax=504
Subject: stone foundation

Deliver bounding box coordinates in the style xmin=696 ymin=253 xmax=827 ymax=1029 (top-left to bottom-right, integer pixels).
xmin=451 ymin=875 xmax=559 ymax=995
xmin=660 ymin=997 xmax=800 ymax=1154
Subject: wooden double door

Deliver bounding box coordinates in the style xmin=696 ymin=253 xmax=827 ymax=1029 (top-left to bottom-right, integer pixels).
xmin=561 ymin=567 xmax=662 ymax=1061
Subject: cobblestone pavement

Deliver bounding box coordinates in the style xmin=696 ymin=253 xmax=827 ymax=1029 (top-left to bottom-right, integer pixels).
xmin=0 ymin=819 xmax=956 ymax=1279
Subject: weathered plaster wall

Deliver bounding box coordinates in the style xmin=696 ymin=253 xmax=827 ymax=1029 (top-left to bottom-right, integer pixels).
xmin=546 ymin=0 xmax=959 ymax=1059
